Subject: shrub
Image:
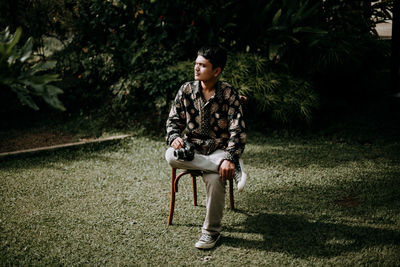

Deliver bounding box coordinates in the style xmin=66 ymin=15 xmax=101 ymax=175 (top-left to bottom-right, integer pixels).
xmin=222 ymin=53 xmax=319 ymax=123
xmin=1 ymin=0 xmax=391 ymax=129
xmin=108 ymin=59 xmax=193 ymax=128
xmin=0 ymin=27 xmax=64 ymax=113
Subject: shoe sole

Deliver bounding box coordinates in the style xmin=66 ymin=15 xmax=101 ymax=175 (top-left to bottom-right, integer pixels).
xmin=237 ymin=159 xmax=247 ymax=192
xmin=237 ymin=171 xmax=247 ymax=192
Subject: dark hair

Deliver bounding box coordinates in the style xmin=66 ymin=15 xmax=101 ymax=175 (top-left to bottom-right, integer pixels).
xmin=197 ymin=45 xmax=227 ymax=71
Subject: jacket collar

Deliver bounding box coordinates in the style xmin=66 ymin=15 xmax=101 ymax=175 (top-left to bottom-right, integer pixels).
xmin=194 ymin=80 xmax=222 ymax=101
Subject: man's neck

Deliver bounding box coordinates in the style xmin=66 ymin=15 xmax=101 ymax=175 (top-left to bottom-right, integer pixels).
xmin=201 ymin=79 xmax=217 ymax=92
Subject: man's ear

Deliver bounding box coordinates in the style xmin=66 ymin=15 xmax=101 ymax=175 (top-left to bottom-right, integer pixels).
xmin=213 ymin=67 xmax=222 ymax=77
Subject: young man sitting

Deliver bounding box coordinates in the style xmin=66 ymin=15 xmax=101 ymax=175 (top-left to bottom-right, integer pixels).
xmin=165 ymin=45 xmax=247 ymax=249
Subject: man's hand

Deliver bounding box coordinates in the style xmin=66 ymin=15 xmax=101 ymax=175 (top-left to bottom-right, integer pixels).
xmin=171 ymin=137 xmax=184 ymax=149
xmin=219 ymin=159 xmax=235 ymax=182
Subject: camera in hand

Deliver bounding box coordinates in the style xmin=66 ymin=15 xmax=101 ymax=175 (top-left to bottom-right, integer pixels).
xmin=173 ymin=142 xmax=195 ymax=161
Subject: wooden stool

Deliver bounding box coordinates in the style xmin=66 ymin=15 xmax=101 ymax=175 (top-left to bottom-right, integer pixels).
xmin=168 ymin=167 xmax=234 ymax=225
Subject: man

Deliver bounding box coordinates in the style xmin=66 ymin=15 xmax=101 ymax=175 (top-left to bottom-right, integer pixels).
xmin=165 ymin=45 xmax=247 ymax=249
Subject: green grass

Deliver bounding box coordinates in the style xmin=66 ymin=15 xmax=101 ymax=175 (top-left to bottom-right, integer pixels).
xmin=1 ymin=134 xmax=399 ymax=266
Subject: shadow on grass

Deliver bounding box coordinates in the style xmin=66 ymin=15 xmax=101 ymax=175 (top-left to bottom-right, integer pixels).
xmin=224 ymin=212 xmax=400 ymax=258
xmin=222 ymin=170 xmax=400 ymax=258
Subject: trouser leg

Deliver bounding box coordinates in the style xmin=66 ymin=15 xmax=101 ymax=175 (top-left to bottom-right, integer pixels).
xmin=165 ymin=147 xmax=227 ymax=234
xmin=165 ymin=147 xmax=227 ymax=173
xmin=202 ymin=172 xmax=226 ymax=235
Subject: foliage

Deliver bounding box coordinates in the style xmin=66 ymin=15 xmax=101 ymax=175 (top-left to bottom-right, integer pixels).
xmin=0 ymin=0 xmax=395 ymax=127
xmin=54 ymin=0 xmax=327 ymax=125
xmin=0 ymin=27 xmax=65 ymax=111
xmin=322 ymin=0 xmax=393 ymax=37
xmin=263 ymin=0 xmax=327 ymax=63
xmin=52 ymin=0 xmax=128 ymax=112
xmin=222 ymin=53 xmax=318 ymax=123
xmin=0 ymin=0 xmax=77 ymax=57
xmin=272 ymin=0 xmax=394 ymax=106
xmin=109 ymin=59 xmax=193 ymax=127
xmin=54 ymin=0 xmax=199 ymax=123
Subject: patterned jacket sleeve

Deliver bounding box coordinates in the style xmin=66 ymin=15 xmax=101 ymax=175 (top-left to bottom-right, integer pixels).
xmin=166 ymin=84 xmax=187 ymax=146
xmin=224 ymin=89 xmax=246 ymax=163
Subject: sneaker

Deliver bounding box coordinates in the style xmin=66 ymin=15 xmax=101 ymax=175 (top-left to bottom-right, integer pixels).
xmin=234 ymin=159 xmax=247 ymax=192
xmin=195 ymin=233 xmax=220 ymax=249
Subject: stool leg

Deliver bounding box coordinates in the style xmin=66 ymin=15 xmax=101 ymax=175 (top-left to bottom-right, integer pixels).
xmin=168 ymin=168 xmax=177 ymax=225
xmin=191 ymin=174 xmax=197 ymax=206
xmin=229 ymin=178 xmax=234 ymax=210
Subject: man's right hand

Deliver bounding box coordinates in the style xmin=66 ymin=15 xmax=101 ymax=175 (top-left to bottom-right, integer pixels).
xmin=171 ymin=137 xmax=184 ymax=149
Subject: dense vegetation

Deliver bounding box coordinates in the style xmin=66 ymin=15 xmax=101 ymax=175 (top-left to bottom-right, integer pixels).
xmin=0 ymin=0 xmax=394 ymax=130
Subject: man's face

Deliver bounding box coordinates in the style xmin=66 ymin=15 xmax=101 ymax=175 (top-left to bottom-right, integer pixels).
xmin=194 ymin=55 xmax=219 ymax=82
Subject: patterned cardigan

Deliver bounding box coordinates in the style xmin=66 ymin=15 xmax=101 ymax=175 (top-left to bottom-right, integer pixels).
xmin=166 ymin=80 xmax=246 ymax=163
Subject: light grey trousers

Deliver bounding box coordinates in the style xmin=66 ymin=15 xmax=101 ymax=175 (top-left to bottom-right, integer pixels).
xmin=165 ymin=147 xmax=227 ymax=235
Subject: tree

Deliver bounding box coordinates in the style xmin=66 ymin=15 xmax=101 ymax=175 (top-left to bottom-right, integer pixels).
xmin=392 ymin=0 xmax=400 ymax=93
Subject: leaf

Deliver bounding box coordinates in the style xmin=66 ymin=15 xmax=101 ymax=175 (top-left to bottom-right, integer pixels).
xmin=12 ymin=84 xmax=39 ymax=110
xmin=294 ymin=0 xmax=320 ymax=23
xmin=225 ymin=23 xmax=236 ymax=28
xmin=272 ymin=9 xmax=282 ymax=26
xmin=5 ymin=27 xmax=22 ymax=55
xmin=308 ymin=39 xmax=320 ymax=47
xmin=45 ymin=84 xmax=64 ymax=95
xmin=288 ymin=36 xmax=300 ymax=44
xmin=0 ymin=27 xmax=10 ymax=41
xmin=25 ymin=73 xmax=60 ymax=85
xmin=293 ymin=27 xmax=327 ymax=35
xmin=28 ymin=61 xmax=57 ymax=75
xmin=19 ymin=38 xmax=33 ymax=63
xmin=131 ymin=47 xmax=144 ymax=65
xmin=42 ymin=85 xmax=66 ymax=111
xmin=0 ymin=43 xmax=6 ymax=55
xmin=269 ymin=43 xmax=280 ymax=61
xmin=266 ymin=25 xmax=288 ymax=33
xmin=22 ymin=81 xmax=45 ymax=94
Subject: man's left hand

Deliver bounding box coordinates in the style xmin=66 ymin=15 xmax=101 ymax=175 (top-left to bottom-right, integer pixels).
xmin=219 ymin=160 xmax=235 ymax=182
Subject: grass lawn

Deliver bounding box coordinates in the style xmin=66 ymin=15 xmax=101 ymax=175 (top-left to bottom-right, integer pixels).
xmin=1 ymin=133 xmax=399 ymax=266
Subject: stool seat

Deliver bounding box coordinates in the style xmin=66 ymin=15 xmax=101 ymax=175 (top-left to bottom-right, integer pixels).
xmin=168 ymin=167 xmax=234 ymax=225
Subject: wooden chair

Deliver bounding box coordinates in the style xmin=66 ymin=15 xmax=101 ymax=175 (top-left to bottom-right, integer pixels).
xmin=168 ymin=167 xmax=234 ymax=225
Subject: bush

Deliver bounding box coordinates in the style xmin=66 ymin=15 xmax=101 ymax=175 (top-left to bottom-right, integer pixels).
xmin=222 ymin=53 xmax=319 ymax=124
xmin=1 ymin=0 xmax=393 ymax=130
xmin=108 ymin=59 xmax=193 ymax=128
xmin=0 ymin=27 xmax=64 ymax=113
xmin=52 ymin=0 xmax=202 ymax=127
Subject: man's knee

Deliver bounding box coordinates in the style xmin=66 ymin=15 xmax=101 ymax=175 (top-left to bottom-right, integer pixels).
xmin=165 ymin=147 xmax=175 ymax=165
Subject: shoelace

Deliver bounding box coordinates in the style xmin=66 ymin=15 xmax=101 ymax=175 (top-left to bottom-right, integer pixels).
xmin=200 ymin=234 xmax=213 ymax=242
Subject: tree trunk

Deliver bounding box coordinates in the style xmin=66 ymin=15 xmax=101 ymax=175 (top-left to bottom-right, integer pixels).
xmin=392 ymin=0 xmax=400 ymax=93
